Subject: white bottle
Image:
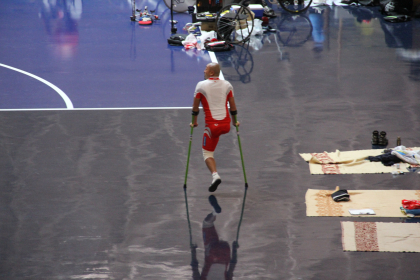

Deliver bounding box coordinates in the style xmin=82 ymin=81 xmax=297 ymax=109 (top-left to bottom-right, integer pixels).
xmin=196 ymin=36 xmax=202 ymax=50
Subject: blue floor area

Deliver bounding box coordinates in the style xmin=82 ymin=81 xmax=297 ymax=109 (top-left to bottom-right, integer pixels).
xmin=0 ymin=0 xmax=209 ymax=109
xmin=1 ymin=1 xmax=420 ymax=109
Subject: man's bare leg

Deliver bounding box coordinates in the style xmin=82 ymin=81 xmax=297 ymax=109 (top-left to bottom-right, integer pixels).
xmin=205 ymin=157 xmax=217 ymax=173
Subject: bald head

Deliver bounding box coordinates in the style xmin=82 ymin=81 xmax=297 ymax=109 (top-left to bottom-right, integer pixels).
xmin=204 ymin=63 xmax=220 ymax=79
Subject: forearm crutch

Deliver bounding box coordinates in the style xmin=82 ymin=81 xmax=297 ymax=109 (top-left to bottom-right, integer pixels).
xmin=184 ymin=187 xmax=194 ymax=248
xmin=233 ymin=115 xmax=248 ymax=188
xmin=183 ymin=150 xmax=197 ymax=267
xmin=184 ymin=115 xmax=195 ymax=189
xmin=231 ymin=181 xmax=248 ymax=266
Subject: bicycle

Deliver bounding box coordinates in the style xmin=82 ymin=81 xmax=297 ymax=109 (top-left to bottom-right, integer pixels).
xmin=274 ymin=12 xmax=313 ymax=46
xmin=216 ymin=0 xmax=255 ymax=44
xmin=272 ymin=0 xmax=313 ymax=14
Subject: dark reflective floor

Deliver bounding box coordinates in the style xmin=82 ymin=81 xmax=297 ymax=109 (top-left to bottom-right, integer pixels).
xmin=1 ymin=0 xmax=420 ymax=279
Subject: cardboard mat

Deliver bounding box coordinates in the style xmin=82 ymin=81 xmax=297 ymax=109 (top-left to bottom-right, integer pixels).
xmin=341 ymin=222 xmax=420 ymax=252
xmin=299 ymin=148 xmax=420 ymax=174
xmin=305 ymin=189 xmax=420 ymax=217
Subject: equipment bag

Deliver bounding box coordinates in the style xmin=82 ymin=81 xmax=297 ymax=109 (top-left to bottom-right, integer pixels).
xmin=204 ymin=41 xmax=234 ymax=52
xmin=331 ymin=189 xmax=350 ymax=202
xmin=168 ymin=34 xmax=187 ymax=46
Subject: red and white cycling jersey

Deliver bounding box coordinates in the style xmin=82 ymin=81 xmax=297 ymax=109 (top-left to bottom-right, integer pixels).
xmin=194 ymin=77 xmax=234 ymax=125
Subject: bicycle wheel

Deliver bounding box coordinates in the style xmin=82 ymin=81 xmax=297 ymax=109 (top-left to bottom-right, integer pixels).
xmin=217 ymin=43 xmax=254 ymax=83
xmin=277 ymin=14 xmax=312 ymax=46
xmin=278 ymin=0 xmax=312 ymax=14
xmin=216 ymin=5 xmax=254 ymax=44
xmin=232 ymin=44 xmax=254 ymax=83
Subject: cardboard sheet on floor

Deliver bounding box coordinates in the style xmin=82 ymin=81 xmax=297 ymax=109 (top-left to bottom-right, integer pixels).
xmin=305 ymin=189 xmax=420 ymax=217
xmin=299 ymin=148 xmax=420 ymax=174
xmin=341 ymin=221 xmax=420 ymax=252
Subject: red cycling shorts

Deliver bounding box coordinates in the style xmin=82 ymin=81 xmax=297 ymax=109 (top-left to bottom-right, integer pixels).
xmin=202 ymin=122 xmax=231 ymax=152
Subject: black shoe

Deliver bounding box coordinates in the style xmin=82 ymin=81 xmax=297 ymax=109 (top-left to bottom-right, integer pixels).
xmin=371 ymin=130 xmax=379 ymax=145
xmin=208 ymin=178 xmax=221 ymax=192
xmin=208 ymin=195 xmax=222 ymax=213
xmin=378 ymin=131 xmax=388 ymax=146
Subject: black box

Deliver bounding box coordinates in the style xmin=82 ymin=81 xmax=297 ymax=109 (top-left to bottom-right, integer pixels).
xmin=196 ymin=0 xmax=224 ymax=13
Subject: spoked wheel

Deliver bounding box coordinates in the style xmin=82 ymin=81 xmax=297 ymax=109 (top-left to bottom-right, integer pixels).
xmin=277 ymin=14 xmax=313 ymax=46
xmin=232 ymin=43 xmax=254 ymax=83
xmin=216 ymin=5 xmax=254 ymax=44
xmin=278 ymin=0 xmax=312 ymax=14
xmin=218 ymin=43 xmax=254 ymax=83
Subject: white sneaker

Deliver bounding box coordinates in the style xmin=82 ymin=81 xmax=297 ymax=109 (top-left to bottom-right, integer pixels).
xmin=209 ymin=173 xmax=221 ymax=192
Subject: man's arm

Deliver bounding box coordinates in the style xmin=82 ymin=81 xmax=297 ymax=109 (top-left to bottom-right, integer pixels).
xmin=191 ymin=97 xmax=201 ymax=127
xmin=228 ymin=96 xmax=239 ymax=127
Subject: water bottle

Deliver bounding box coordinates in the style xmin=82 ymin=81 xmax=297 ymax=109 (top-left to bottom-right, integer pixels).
xmin=196 ymin=36 xmax=202 ymax=50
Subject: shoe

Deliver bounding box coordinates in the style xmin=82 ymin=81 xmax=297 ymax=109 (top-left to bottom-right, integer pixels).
xmin=378 ymin=131 xmax=388 ymax=146
xmin=263 ymin=6 xmax=276 ymax=18
xmin=208 ymin=195 xmax=222 ymax=213
xmin=209 ymin=173 xmax=221 ymax=192
xmin=384 ymin=14 xmax=411 ymax=23
xmin=371 ymin=130 xmax=379 ymax=145
xmin=341 ymin=0 xmax=360 ymax=5
xmin=384 ymin=1 xmax=396 ymax=13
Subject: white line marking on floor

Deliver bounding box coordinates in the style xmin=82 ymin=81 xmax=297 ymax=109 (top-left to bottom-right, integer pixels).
xmin=0 ymin=63 xmax=74 ymax=109
xmin=1 ymin=52 xmax=224 ymax=112
xmin=208 ymin=51 xmax=225 ymax=80
xmin=0 ymin=107 xmax=200 ymax=111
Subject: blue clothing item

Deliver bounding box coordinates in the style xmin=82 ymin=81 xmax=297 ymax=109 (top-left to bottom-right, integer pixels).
xmin=309 ymin=13 xmax=325 ymax=44
xmin=367 ymin=153 xmax=403 ymax=166
xmin=401 ymin=207 xmax=420 ymax=215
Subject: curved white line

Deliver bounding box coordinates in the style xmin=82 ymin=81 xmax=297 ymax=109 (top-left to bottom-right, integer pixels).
xmin=0 ymin=107 xmax=204 ymax=111
xmin=0 ymin=63 xmax=74 ymax=109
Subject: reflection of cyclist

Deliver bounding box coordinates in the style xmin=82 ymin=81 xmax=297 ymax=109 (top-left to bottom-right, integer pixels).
xmin=190 ymin=195 xmax=238 ymax=280
xmin=309 ymin=8 xmax=325 ymax=53
xmin=40 ymin=0 xmax=82 ymax=58
xmin=379 ymin=15 xmax=420 ymax=81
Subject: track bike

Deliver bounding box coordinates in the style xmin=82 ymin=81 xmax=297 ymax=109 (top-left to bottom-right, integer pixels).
xmin=216 ymin=0 xmax=255 ymax=44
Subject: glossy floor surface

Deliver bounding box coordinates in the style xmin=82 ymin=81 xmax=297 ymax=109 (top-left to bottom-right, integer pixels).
xmin=1 ymin=0 xmax=420 ymax=279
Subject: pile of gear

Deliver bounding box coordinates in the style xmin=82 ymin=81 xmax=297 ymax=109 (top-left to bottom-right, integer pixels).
xmin=168 ymin=29 xmax=235 ymax=52
xmin=401 ymin=199 xmax=420 ymax=217
xmin=368 ymin=145 xmax=420 ymax=166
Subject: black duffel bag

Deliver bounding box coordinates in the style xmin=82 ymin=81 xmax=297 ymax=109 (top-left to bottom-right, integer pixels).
xmin=331 ymin=189 xmax=350 ymax=202
xmin=168 ymin=34 xmax=187 ymax=46
xmin=204 ymin=41 xmax=234 ymax=52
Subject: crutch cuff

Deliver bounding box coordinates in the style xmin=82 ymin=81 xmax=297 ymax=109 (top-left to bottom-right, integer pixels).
xmin=230 ymin=110 xmax=237 ymax=115
xmin=192 ymin=110 xmax=199 ymax=116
